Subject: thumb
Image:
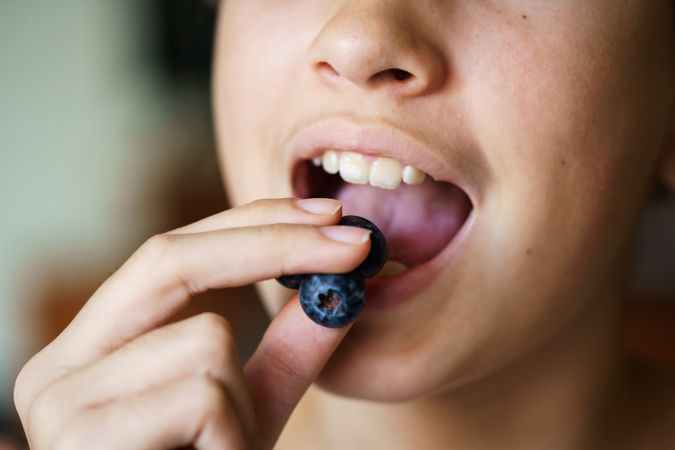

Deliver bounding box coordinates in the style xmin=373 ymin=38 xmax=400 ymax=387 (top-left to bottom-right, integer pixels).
xmin=244 ymin=294 xmax=351 ymax=448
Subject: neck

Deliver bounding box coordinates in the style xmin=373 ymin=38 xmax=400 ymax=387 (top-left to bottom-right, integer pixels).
xmin=283 ymin=273 xmax=628 ymax=450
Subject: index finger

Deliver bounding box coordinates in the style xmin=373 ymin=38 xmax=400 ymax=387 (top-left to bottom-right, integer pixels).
xmin=169 ymin=197 xmax=342 ymax=235
xmin=56 ymin=222 xmax=370 ymax=364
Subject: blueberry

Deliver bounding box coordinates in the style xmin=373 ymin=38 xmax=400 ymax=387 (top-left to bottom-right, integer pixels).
xmin=338 ymin=215 xmax=388 ymax=278
xmin=275 ymin=274 xmax=306 ymax=290
xmin=299 ymin=273 xmax=366 ymax=328
xmin=276 ymin=215 xmax=387 ymax=327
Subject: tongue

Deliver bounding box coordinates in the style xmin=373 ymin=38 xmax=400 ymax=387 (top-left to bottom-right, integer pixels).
xmin=336 ymin=179 xmax=472 ymax=267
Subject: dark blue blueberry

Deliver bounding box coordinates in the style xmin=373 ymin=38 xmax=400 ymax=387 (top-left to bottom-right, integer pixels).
xmin=275 ymin=274 xmax=306 ymax=290
xmin=299 ymin=273 xmax=366 ymax=328
xmin=277 ymin=215 xmax=387 ymax=326
xmin=338 ymin=215 xmax=388 ymax=278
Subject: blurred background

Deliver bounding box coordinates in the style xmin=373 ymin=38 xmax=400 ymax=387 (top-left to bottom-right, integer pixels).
xmin=0 ymin=1 xmax=269 ymax=446
xmin=0 ymin=1 xmax=674 ymax=447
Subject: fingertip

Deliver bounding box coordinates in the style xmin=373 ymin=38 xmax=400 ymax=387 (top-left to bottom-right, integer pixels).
xmin=293 ymin=198 xmax=342 ymax=216
xmin=318 ymin=225 xmax=371 ymax=245
xmin=277 ymin=225 xmax=371 ymax=277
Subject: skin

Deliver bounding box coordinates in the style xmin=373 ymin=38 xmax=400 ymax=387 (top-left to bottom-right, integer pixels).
xmin=13 ymin=0 xmax=675 ymax=449
xmin=214 ymin=0 xmax=675 ymax=448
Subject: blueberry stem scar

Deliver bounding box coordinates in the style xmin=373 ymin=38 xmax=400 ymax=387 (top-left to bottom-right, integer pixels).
xmin=319 ymin=290 xmax=342 ymax=310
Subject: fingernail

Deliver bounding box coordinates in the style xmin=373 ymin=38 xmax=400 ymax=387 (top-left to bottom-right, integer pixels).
xmin=320 ymin=226 xmax=371 ymax=244
xmin=295 ymin=198 xmax=342 ymax=215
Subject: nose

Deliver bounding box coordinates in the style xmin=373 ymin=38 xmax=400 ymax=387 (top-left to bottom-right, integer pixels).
xmin=308 ymin=2 xmax=448 ymax=97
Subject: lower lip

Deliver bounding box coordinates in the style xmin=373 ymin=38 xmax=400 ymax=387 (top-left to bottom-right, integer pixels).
xmin=362 ymin=209 xmax=476 ymax=311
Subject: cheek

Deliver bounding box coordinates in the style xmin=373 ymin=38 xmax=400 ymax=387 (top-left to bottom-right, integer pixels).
xmin=213 ymin=3 xmax=314 ymax=205
xmin=428 ymin=3 xmax=675 ymax=380
xmin=465 ymin=5 xmax=668 ymax=295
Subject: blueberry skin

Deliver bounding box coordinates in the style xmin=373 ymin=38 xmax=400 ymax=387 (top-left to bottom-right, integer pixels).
xmin=299 ymin=273 xmax=366 ymax=328
xmin=338 ymin=215 xmax=388 ymax=278
xmin=275 ymin=274 xmax=306 ymax=290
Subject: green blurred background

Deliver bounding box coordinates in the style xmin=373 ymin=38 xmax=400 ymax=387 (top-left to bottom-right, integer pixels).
xmin=1 ymin=1 xmax=674 ymax=447
xmin=0 ymin=1 xmax=269 ymax=445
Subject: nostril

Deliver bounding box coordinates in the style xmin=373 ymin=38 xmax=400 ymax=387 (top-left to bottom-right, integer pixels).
xmin=372 ymin=68 xmax=414 ymax=82
xmin=314 ymin=60 xmax=417 ymax=89
xmin=315 ymin=61 xmax=340 ymax=79
xmin=390 ymin=68 xmax=413 ymax=81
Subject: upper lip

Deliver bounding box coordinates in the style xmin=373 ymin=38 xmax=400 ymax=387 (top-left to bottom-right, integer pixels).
xmin=286 ymin=116 xmax=477 ymax=204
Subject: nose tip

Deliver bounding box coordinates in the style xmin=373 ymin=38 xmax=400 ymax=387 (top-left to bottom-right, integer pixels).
xmin=309 ymin=6 xmax=447 ymax=97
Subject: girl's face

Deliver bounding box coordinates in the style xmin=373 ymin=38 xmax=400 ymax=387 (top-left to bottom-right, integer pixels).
xmin=213 ymin=1 xmax=675 ymax=400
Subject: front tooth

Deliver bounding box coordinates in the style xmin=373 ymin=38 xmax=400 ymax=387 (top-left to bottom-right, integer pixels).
xmin=339 ymin=151 xmax=369 ymax=184
xmin=322 ymin=150 xmax=340 ymax=174
xmin=312 ymin=156 xmax=322 ymax=167
xmin=402 ymin=165 xmax=426 ymax=185
xmin=369 ymin=157 xmax=402 ymax=190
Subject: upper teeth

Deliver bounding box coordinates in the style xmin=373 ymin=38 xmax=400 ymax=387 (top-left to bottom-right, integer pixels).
xmin=322 ymin=150 xmax=340 ymax=174
xmin=316 ymin=150 xmax=427 ymax=190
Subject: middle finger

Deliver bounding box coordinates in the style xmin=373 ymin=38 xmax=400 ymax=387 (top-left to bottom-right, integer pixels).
xmin=36 ymin=312 xmax=256 ymax=444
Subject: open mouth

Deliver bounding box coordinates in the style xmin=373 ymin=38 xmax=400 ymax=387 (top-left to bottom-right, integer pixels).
xmin=292 ymin=149 xmax=473 ymax=277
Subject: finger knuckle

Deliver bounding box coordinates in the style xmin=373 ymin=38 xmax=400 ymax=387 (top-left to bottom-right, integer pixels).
xmin=198 ymin=313 xmax=234 ymax=344
xmin=14 ymin=348 xmax=57 ymax=420
xmin=140 ymin=233 xmax=175 ymax=264
xmin=27 ymin=387 xmax=61 ymax=440
xmin=195 ymin=313 xmax=237 ymax=367
xmin=138 ymin=233 xmax=202 ymax=296
xmin=191 ymin=375 xmax=229 ymax=418
xmin=13 ymin=359 xmax=37 ymax=419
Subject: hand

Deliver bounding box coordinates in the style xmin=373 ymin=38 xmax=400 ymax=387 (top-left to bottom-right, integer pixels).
xmin=14 ymin=198 xmax=371 ymax=449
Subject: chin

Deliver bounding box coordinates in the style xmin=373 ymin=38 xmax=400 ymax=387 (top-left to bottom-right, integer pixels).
xmin=307 ymin=294 xmax=482 ymax=403
xmin=311 ymin=330 xmax=472 ymax=403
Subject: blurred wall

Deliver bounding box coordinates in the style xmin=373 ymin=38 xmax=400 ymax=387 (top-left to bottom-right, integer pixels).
xmin=0 ymin=0 xmax=222 ymax=412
